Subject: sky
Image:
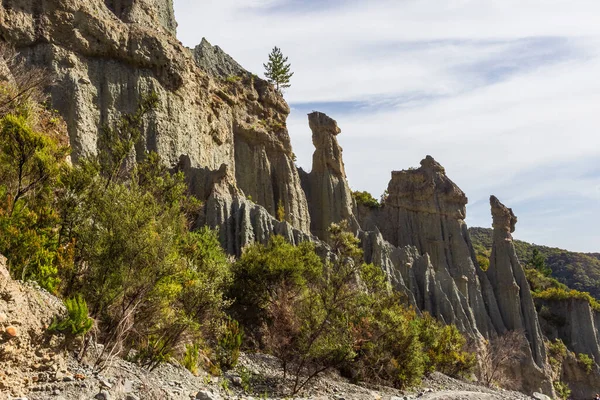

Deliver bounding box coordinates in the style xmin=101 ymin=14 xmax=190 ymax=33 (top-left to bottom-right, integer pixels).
xmin=173 ymin=0 xmax=600 ymax=252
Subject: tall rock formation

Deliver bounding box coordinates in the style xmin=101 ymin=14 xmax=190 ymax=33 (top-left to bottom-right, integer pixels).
xmin=372 ymin=156 xmax=502 ymax=339
xmin=300 ymin=112 xmax=358 ymax=240
xmin=486 ymin=196 xmax=547 ymax=368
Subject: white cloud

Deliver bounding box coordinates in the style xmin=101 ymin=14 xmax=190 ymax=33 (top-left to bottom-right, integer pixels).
xmin=173 ymin=0 xmax=600 ymax=252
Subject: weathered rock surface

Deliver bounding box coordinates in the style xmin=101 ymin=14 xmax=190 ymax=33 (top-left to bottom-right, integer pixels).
xmin=0 ymin=0 xmax=310 ymax=239
xmin=104 ymin=0 xmax=177 ymax=35
xmin=367 ymin=156 xmax=501 ymax=339
xmin=486 ymin=196 xmax=547 ymax=367
xmin=537 ymin=296 xmax=600 ymax=364
xmin=192 ymin=38 xmax=245 ymax=79
xmin=561 ymin=351 xmax=600 ymax=400
xmin=301 ymin=112 xmax=358 ymax=240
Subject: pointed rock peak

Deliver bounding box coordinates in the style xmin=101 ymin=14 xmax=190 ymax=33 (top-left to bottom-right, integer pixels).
xmin=308 ymin=111 xmax=346 ymax=176
xmin=193 ymin=37 xmax=247 ymax=79
xmin=419 ymin=155 xmax=446 ymax=174
xmin=308 ymin=112 xmax=341 ymax=138
xmin=490 ymin=195 xmax=517 ymax=234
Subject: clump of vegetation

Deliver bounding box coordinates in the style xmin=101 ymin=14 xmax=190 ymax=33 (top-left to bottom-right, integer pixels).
xmin=533 ymin=287 xmax=600 ymax=312
xmin=528 ymin=248 xmax=552 ymax=276
xmin=276 ymin=199 xmax=285 ymax=222
xmin=217 ymin=318 xmax=244 ymax=370
xmin=225 ymin=75 xmax=242 ymax=83
xmin=231 ymin=223 xmax=474 ymax=395
xmin=553 ymin=381 xmax=571 ymax=400
xmin=182 ymin=343 xmax=201 ymax=375
xmin=547 ymin=338 xmax=567 ymax=373
xmin=577 ymin=353 xmax=594 ymax=374
xmin=49 ymin=295 xmax=94 ymax=337
xmin=352 ymin=190 xmax=380 ymax=208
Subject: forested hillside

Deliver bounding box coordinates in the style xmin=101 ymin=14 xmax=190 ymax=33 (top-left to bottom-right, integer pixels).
xmin=470 ymin=227 xmax=600 ymax=299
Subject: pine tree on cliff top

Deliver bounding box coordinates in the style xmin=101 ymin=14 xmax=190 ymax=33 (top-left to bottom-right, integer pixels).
xmin=263 ymin=46 xmax=294 ymax=93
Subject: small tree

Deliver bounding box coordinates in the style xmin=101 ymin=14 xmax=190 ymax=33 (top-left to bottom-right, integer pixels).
xmin=528 ymin=248 xmax=551 ymax=277
xmin=263 ymin=46 xmax=294 ymax=93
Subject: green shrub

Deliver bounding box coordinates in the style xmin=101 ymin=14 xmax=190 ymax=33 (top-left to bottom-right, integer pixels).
xmin=276 ymin=199 xmax=285 ymax=222
xmin=476 ymin=254 xmax=490 ymax=271
xmin=235 ymin=223 xmax=474 ymax=394
xmin=547 ymin=339 xmax=567 ymax=374
xmin=352 ymin=190 xmax=380 ymax=208
xmin=577 ymin=353 xmax=594 ymax=374
xmin=217 ymin=318 xmax=243 ymax=370
xmin=225 ymin=75 xmax=242 ymax=83
xmin=49 ymin=295 xmax=93 ymax=337
xmin=553 ymin=381 xmax=571 ymax=400
xmin=182 ymin=343 xmax=200 ymax=375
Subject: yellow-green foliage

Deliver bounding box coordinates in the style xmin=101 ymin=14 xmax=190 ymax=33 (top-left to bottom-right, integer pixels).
xmin=217 ymin=318 xmax=243 ymax=370
xmin=547 ymin=338 xmax=567 ymax=372
xmin=553 ymin=381 xmax=571 ymax=400
xmin=225 ymin=75 xmax=242 ymax=83
xmin=533 ymin=287 xmax=600 ymax=312
xmin=352 ymin=190 xmax=380 ymax=208
xmin=182 ymin=343 xmax=200 ymax=375
xmin=476 ymin=253 xmax=490 ymax=271
xmin=49 ymin=295 xmax=94 ymax=337
xmin=577 ymin=353 xmax=594 ymax=374
xmin=0 ymin=100 xmax=69 ymax=292
xmin=276 ymin=199 xmax=285 ymax=222
xmin=232 ymin=224 xmax=474 ymax=394
xmin=525 ymin=268 xmax=568 ymax=293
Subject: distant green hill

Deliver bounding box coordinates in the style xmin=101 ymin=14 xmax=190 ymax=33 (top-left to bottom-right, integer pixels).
xmin=469 ymin=227 xmax=600 ymax=299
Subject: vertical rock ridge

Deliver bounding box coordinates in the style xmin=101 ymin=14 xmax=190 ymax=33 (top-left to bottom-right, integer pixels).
xmin=486 ymin=195 xmax=547 ymax=368
xmin=303 ymin=112 xmax=358 ymax=240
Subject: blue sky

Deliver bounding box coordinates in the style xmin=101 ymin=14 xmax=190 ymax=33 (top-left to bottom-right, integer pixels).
xmin=173 ymin=0 xmax=600 ymax=252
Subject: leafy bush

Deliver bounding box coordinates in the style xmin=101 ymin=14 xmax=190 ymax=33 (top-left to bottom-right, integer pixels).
xmin=577 ymin=353 xmax=594 ymax=374
xmin=182 ymin=343 xmax=200 ymax=375
xmin=476 ymin=253 xmax=490 ymax=271
xmin=553 ymin=381 xmax=571 ymax=400
xmin=49 ymin=295 xmax=94 ymax=337
xmin=217 ymin=318 xmax=244 ymax=370
xmin=234 ymin=223 xmax=474 ymax=395
xmin=0 ymin=111 xmax=69 ymax=292
xmin=352 ymin=190 xmax=380 ymax=208
xmin=276 ymin=199 xmax=285 ymax=222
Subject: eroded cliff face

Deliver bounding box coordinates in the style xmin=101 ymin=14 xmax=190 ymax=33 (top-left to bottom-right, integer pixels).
xmin=539 ymin=297 xmax=600 ymax=361
xmin=0 ymin=0 xmax=310 ymax=248
xmin=365 ymin=156 xmax=501 ymax=339
xmin=0 ymin=2 xmax=581 ymax=396
xmin=104 ymin=0 xmax=177 ymax=35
